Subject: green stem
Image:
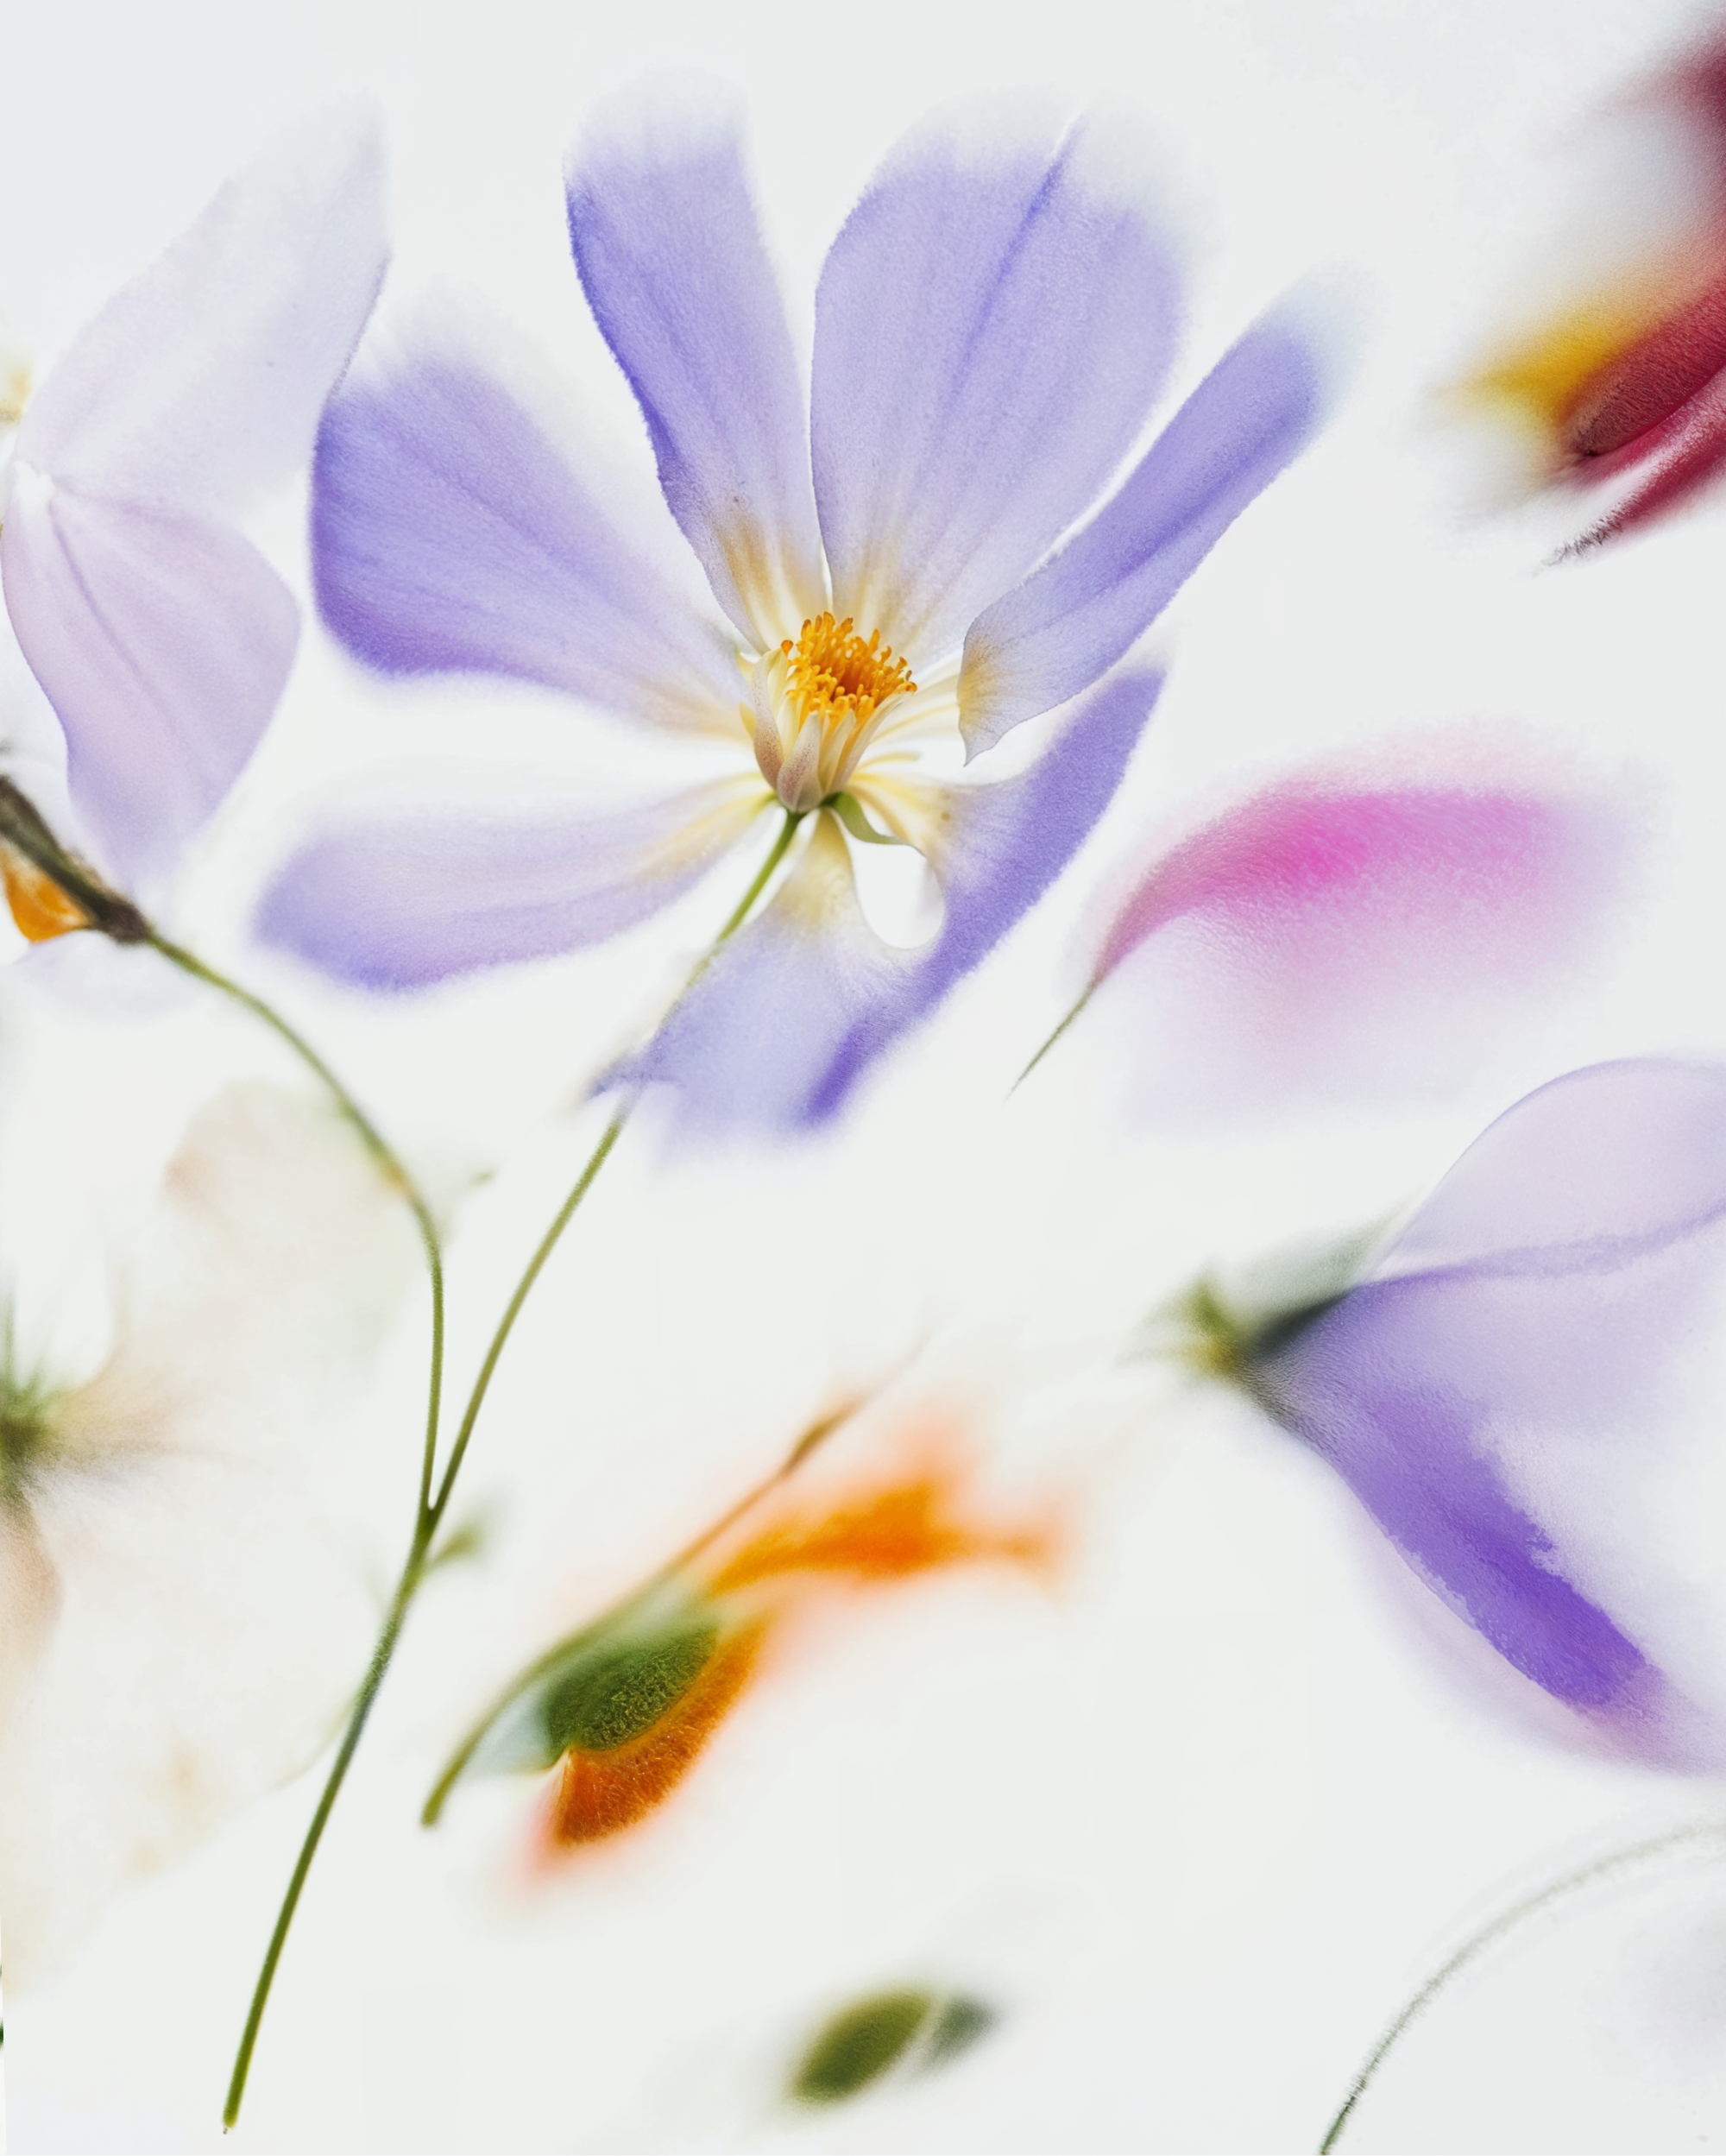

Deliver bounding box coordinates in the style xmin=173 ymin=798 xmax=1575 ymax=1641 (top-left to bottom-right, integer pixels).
xmin=148 ymin=935 xmax=450 ymax=1549
xmin=222 ymin=1532 xmax=430 ymax=2130
xmin=421 ymin=1390 xmax=859 ymax=1828
xmin=426 ymin=807 xmax=800 ymax=1533
xmin=1316 ymin=1820 xmax=1726 ymax=2153
xmin=702 ymin=807 xmax=803 ymax=962
xmin=220 ymin=807 xmax=801 ymax=2129
xmin=1011 ymin=983 xmax=1096 ymax=1094
xmin=427 ymin=1105 xmax=628 ymax=1527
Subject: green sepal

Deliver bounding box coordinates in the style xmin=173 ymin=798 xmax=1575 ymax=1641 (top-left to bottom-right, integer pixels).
xmin=0 ymin=1308 xmax=58 ymax=1507
xmin=828 ymin=792 xmax=907 ymax=847
xmin=422 ymin=1579 xmax=721 ymax=1825
xmin=539 ymin=1617 xmax=720 ymax=1756
xmin=1140 ymin=1219 xmax=1394 ymax=1387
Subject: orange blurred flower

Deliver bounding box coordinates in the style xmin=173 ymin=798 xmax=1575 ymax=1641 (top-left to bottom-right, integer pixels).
xmin=425 ymin=1410 xmax=1059 ymax=1854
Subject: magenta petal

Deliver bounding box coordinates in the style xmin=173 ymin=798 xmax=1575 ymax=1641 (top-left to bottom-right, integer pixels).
xmin=1093 ymin=768 xmax=1625 ymax=1118
xmin=1 ymin=481 xmax=297 ymax=887
xmin=1570 ymin=363 xmax=1726 ymax=548
xmin=565 ymin=79 xmax=826 ymax=643
xmin=618 ymin=669 xmax=1160 ymax=1131
xmin=1249 ymin=1061 xmax=1726 ymax=1765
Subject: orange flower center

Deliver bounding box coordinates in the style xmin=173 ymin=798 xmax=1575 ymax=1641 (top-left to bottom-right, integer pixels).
xmin=782 ymin=612 xmax=916 ymax=734
xmin=748 ymin=613 xmax=918 ymax=812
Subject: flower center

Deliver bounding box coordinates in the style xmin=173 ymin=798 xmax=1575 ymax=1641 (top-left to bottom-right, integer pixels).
xmin=0 ymin=1330 xmax=55 ymax=1505
xmin=746 ymin=612 xmax=917 ymax=814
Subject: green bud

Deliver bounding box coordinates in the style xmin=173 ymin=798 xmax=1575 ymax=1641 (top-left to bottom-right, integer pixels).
xmin=789 ymin=1989 xmax=997 ymax=2105
xmin=539 ymin=1617 xmax=721 ymax=1756
xmin=791 ymin=1991 xmax=935 ymax=2104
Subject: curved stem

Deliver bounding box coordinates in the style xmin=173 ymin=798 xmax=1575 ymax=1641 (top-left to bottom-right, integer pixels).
xmin=1317 ymin=1819 xmax=1726 ymax=2153
xmin=220 ymin=809 xmax=799 ymax=2128
xmin=148 ymin=934 xmax=449 ymax=1553
xmin=426 ymin=807 xmax=801 ymax=1534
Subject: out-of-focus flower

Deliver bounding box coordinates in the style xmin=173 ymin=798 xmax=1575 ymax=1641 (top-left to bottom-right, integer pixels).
xmin=788 ymin=1989 xmax=996 ymax=2107
xmin=1177 ymin=1059 xmax=1726 ymax=1768
xmin=1461 ymin=37 xmax=1726 ymax=549
xmin=255 ymin=78 xmax=1324 ymax=1130
xmin=0 ymin=109 xmax=386 ymax=913
xmin=425 ymin=1412 xmax=1057 ymax=1852
xmin=1030 ymin=747 xmax=1628 ymax=1118
xmin=0 ymin=1083 xmax=418 ymax=1982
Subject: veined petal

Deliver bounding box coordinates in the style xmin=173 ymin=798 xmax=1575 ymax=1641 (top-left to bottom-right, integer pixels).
xmin=960 ymin=314 xmax=1321 ymax=753
xmin=1249 ymin=1062 xmax=1726 ymax=1767
xmin=1 ymin=476 xmax=297 ymax=887
xmin=255 ymin=776 xmax=765 ymax=990
xmin=313 ymin=306 xmax=742 ymax=734
xmin=14 ymin=106 xmax=386 ymax=520
xmin=812 ymin=100 xmax=1181 ymax=662
xmin=565 ymin=77 xmax=826 ymax=646
xmin=620 ymin=670 xmax=1160 ymax=1130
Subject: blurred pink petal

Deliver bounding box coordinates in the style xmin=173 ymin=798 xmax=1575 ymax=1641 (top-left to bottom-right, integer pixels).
xmin=1086 ymin=760 xmax=1628 ymax=1119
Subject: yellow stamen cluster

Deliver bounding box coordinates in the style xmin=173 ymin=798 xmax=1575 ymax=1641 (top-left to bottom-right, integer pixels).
xmin=781 ymin=612 xmax=917 ymax=732
xmin=746 ymin=611 xmax=920 ymax=812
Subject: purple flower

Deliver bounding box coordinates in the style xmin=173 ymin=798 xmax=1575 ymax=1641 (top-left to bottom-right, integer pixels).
xmin=256 ymin=80 xmax=1324 ymax=1130
xmin=0 ymin=111 xmax=387 ymax=897
xmin=1199 ymin=1060 xmax=1726 ymax=1767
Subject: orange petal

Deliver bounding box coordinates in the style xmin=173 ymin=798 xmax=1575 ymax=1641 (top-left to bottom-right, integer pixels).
xmin=544 ymin=1620 xmax=767 ymax=1848
xmin=704 ymin=1434 xmax=1056 ymax=1597
xmin=2 ymin=848 xmax=90 ymax=942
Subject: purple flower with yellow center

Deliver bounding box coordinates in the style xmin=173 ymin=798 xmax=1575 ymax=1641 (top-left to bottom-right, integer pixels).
xmin=257 ymin=79 xmax=1324 ymax=1130
xmin=1183 ymin=1060 xmax=1726 ymax=1768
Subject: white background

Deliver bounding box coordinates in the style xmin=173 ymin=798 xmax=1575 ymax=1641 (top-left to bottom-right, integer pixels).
xmin=9 ymin=1 xmax=1726 ymax=2149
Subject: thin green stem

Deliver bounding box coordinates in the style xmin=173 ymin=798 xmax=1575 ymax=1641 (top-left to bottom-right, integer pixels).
xmin=222 ymin=1535 xmax=430 ymax=2129
xmin=706 ymin=806 xmax=803 ymax=958
xmin=427 ymin=1106 xmax=627 ymax=1527
xmin=148 ymin=935 xmax=449 ymax=1539
xmin=1316 ymin=1819 xmax=1726 ymax=2153
xmin=425 ymin=809 xmax=800 ymax=1533
xmin=1011 ymin=984 xmax=1095 ymax=1094
xmin=220 ymin=807 xmax=801 ymax=2129
xmin=135 ymin=935 xmax=448 ymax=2132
